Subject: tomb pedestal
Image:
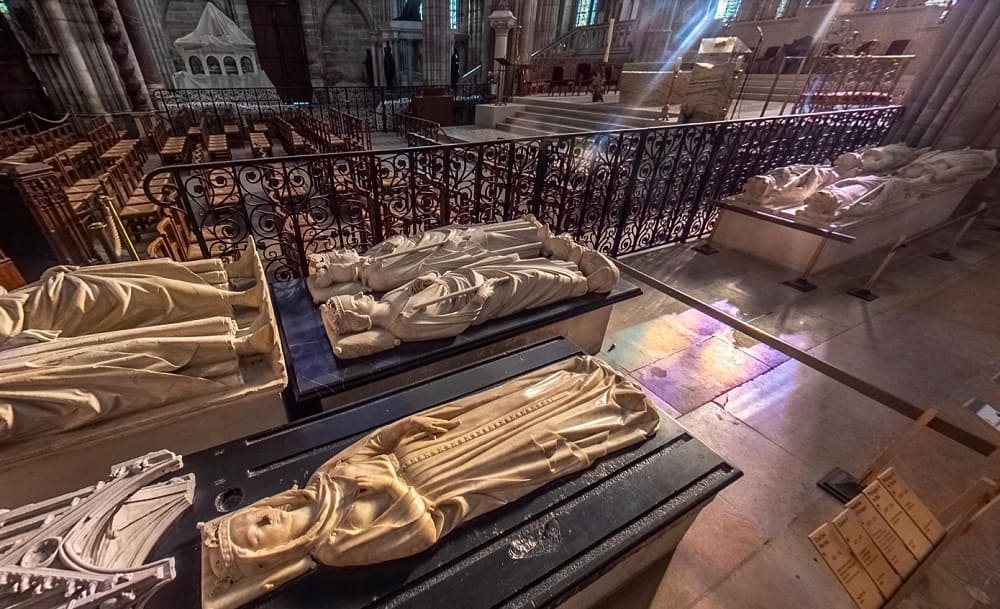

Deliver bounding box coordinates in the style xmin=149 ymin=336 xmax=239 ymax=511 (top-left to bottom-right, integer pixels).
xmin=712 ymin=184 xmax=975 ymax=274
xmin=146 ymin=339 xmax=742 ymax=609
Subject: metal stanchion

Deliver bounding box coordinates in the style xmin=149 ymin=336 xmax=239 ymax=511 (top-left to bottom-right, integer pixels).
xmin=691 ymin=219 xmax=722 ymax=255
xmin=930 ymin=201 xmax=988 ymax=261
xmin=100 ymin=194 xmax=140 ymax=261
xmin=848 ymin=200 xmax=1000 ymax=301
xmin=846 ymin=230 xmax=907 ymax=302
xmin=782 ymin=238 xmax=830 ymax=292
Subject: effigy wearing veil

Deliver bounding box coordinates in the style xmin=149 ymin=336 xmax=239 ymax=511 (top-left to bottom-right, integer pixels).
xmin=200 ymin=355 xmax=660 ymax=609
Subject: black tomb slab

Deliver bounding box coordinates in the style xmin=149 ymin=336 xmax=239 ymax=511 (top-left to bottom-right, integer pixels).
xmin=271 ymin=277 xmax=641 ymax=418
xmin=148 ymin=339 xmax=741 ymax=609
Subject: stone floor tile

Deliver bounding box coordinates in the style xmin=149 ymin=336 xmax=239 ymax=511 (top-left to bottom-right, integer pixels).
xmin=607 ymin=287 xmax=690 ymax=335
xmin=602 ymin=496 xmax=768 ymax=609
xmin=685 ymin=497 xmax=851 ymax=609
xmin=894 ymin=565 xmax=981 ymax=609
xmin=808 ymin=307 xmax=993 ymax=413
xmin=718 ymin=360 xmax=911 ymax=480
xmin=677 ymin=404 xmax=821 ymax=537
xmin=606 ymin=317 xmax=701 ymax=371
xmin=633 ymin=338 xmax=772 ymax=414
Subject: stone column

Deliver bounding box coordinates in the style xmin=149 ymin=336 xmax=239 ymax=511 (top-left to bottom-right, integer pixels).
xmin=92 ymin=0 xmax=151 ymax=111
xmin=373 ymin=35 xmax=386 ymax=86
xmin=895 ymin=0 xmax=1000 ymax=149
xmin=115 ymin=0 xmax=163 ymax=86
xmin=42 ymin=0 xmax=107 ymax=113
xmin=517 ymin=0 xmax=538 ymax=63
xmin=633 ymin=0 xmax=680 ymax=64
xmin=422 ymin=0 xmax=454 ymax=85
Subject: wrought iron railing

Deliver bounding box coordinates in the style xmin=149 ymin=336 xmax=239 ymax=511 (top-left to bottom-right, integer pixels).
xmin=144 ymin=105 xmax=903 ymax=281
xmin=150 ymin=84 xmax=491 ymax=135
xmin=401 ymin=115 xmax=451 ymax=146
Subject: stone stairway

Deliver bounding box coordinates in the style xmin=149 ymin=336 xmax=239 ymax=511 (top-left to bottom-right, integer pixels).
xmin=496 ymin=96 xmax=670 ymax=137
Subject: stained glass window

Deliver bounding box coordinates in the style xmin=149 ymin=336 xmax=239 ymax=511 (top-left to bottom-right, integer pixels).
xmin=575 ymin=0 xmax=597 ymax=26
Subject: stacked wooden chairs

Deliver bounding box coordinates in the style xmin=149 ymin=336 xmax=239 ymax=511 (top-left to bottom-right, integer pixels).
xmin=271 ymin=115 xmax=315 ymax=155
xmin=141 ymin=113 xmax=190 ymax=166
xmin=149 ymin=207 xmax=204 ymax=262
xmin=291 ymin=110 xmax=347 ymax=153
xmin=0 ymin=125 xmax=33 ymax=159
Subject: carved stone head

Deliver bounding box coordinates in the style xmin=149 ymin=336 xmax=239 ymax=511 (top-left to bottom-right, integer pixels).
xmin=308 ymin=249 xmax=362 ymax=287
xmin=324 ymin=292 xmax=378 ymax=335
xmin=201 ymin=488 xmax=323 ymax=583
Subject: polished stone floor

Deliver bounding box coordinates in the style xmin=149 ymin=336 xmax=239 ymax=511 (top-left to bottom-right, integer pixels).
xmin=592 ymin=219 xmax=1000 ymax=609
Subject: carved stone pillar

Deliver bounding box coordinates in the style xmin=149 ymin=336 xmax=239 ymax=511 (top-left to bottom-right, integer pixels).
xmin=115 ymin=0 xmax=163 ymax=86
xmin=92 ymin=0 xmax=151 ymax=111
xmin=517 ymin=0 xmax=538 ymax=63
xmin=633 ymin=0 xmax=680 ymax=64
xmin=422 ymin=0 xmax=454 ymax=85
xmin=42 ymin=0 xmax=107 ymax=113
xmin=1 ymin=163 xmax=99 ymax=266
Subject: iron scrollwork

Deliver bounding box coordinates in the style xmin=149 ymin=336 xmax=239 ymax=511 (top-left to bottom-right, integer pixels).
xmin=143 ymin=105 xmax=904 ymax=280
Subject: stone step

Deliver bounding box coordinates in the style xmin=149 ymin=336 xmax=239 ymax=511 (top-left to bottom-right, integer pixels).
xmin=510 ymin=96 xmax=663 ymax=119
xmin=516 ymin=108 xmax=663 ymax=130
xmin=495 ymin=122 xmax=551 ymax=138
xmin=506 ymin=117 xmax=582 ymax=134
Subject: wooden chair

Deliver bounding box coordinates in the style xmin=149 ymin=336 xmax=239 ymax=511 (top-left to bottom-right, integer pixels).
xmin=159 ymin=134 xmax=190 ymax=165
xmin=147 ymin=236 xmax=171 ymax=260
xmin=603 ymin=64 xmax=619 ymax=94
xmin=155 ymin=213 xmax=204 ymax=262
xmin=223 ymin=123 xmax=242 ymax=148
xmin=206 ymin=134 xmax=232 ymax=161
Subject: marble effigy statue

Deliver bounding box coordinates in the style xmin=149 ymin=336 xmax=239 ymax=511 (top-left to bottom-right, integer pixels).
xmin=834 ymin=144 xmax=929 ymax=175
xmin=307 ymin=217 xmax=548 ymax=303
xmin=738 ymin=145 xmax=997 ymax=222
xmin=893 ymin=147 xmax=997 ymax=191
xmin=199 ymin=355 xmax=660 ymax=609
xmin=0 ymin=248 xmax=280 ymax=444
xmin=798 ymin=175 xmax=898 ymax=221
xmin=740 ymin=164 xmax=845 ymax=209
xmin=798 ymin=147 xmax=997 ymax=221
xmin=319 ymin=234 xmax=619 ymax=359
xmin=0 ymin=256 xmax=260 ymax=350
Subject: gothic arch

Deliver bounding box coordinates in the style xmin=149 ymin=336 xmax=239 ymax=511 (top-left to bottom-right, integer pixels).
xmin=318 ymin=0 xmax=375 ymax=84
xmin=319 ymin=0 xmax=374 ymax=32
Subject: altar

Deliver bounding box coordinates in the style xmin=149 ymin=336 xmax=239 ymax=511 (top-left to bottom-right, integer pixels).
xmin=272 ymin=277 xmax=641 ymax=417
xmin=145 ymin=338 xmax=741 ymax=609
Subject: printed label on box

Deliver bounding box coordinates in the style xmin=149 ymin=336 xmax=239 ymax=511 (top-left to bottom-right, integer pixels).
xmin=862 ymin=481 xmax=933 ymax=560
xmin=833 ymin=508 xmax=902 ymax=598
xmin=846 ymin=494 xmax=918 ymax=577
xmin=810 ymin=523 xmax=884 ymax=609
xmin=877 ymin=468 xmax=945 ymax=544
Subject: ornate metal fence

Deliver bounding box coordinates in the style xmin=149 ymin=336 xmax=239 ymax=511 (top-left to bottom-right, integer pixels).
xmin=144 ymin=105 xmax=903 ymax=281
xmin=150 ymin=84 xmax=491 ymax=135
